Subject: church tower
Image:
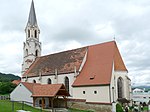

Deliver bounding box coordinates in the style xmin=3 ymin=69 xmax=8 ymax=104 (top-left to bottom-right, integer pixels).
xmin=22 ymin=0 xmax=41 ymax=75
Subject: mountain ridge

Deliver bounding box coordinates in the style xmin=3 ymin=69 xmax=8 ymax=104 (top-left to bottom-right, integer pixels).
xmin=0 ymin=72 xmax=20 ymax=82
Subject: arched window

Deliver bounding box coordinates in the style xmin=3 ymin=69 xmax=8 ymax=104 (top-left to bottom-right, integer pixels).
xmin=28 ymin=30 xmax=30 ymax=37
xmin=117 ymin=77 xmax=124 ymax=98
xmin=35 ymin=30 xmax=37 ymax=38
xmin=65 ymin=77 xmax=69 ymax=92
xmin=35 ymin=50 xmax=38 ymax=57
xmin=47 ymin=78 xmax=51 ymax=84
xmin=25 ymin=49 xmax=28 ymax=56
xmin=33 ymin=80 xmax=36 ymax=83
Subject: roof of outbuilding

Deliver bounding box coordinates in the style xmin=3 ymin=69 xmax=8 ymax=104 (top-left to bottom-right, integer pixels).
xmin=12 ymin=80 xmax=21 ymax=85
xmin=32 ymin=84 xmax=69 ymax=97
xmin=20 ymin=82 xmax=69 ymax=97
xmin=21 ymin=82 xmax=40 ymax=93
xmin=23 ymin=47 xmax=87 ymax=77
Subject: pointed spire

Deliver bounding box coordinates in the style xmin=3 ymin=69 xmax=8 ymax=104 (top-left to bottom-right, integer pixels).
xmin=27 ymin=0 xmax=37 ymax=26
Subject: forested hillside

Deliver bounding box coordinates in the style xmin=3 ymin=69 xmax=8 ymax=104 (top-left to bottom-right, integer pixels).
xmin=0 ymin=72 xmax=20 ymax=82
xmin=0 ymin=72 xmax=20 ymax=94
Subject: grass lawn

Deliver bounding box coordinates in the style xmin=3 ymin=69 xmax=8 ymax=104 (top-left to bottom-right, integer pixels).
xmin=0 ymin=100 xmax=94 ymax=112
xmin=0 ymin=100 xmax=47 ymax=112
xmin=144 ymin=106 xmax=148 ymax=111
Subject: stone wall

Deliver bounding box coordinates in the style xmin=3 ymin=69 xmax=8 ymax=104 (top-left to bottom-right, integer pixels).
xmin=67 ymin=99 xmax=112 ymax=112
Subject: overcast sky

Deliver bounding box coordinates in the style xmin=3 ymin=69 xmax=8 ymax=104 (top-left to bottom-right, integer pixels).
xmin=0 ymin=0 xmax=150 ymax=86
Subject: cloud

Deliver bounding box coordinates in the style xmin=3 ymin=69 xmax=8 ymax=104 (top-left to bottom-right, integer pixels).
xmin=0 ymin=0 xmax=150 ymax=86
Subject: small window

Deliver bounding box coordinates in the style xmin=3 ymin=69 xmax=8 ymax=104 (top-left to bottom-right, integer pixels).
xmin=28 ymin=30 xmax=30 ymax=37
xmin=35 ymin=50 xmax=38 ymax=57
xmin=47 ymin=78 xmax=51 ymax=84
xmin=83 ymin=91 xmax=85 ymax=94
xmin=26 ymin=49 xmax=28 ymax=56
xmin=65 ymin=77 xmax=69 ymax=92
xmin=90 ymin=75 xmax=95 ymax=80
xmin=33 ymin=80 xmax=36 ymax=83
xmin=94 ymin=91 xmax=97 ymax=94
xmin=143 ymin=97 xmax=146 ymax=99
xmin=35 ymin=30 xmax=37 ymax=38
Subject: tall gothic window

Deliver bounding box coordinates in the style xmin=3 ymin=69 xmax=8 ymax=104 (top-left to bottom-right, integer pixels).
xmin=28 ymin=30 xmax=30 ymax=37
xmin=35 ymin=30 xmax=37 ymax=38
xmin=65 ymin=77 xmax=69 ymax=92
xmin=47 ymin=78 xmax=51 ymax=84
xmin=35 ymin=50 xmax=38 ymax=57
xmin=117 ymin=77 xmax=123 ymax=98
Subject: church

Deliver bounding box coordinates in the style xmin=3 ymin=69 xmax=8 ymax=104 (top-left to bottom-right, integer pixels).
xmin=10 ymin=0 xmax=131 ymax=111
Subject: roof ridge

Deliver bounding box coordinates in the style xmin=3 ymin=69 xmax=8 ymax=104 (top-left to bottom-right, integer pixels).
xmin=39 ymin=41 xmax=115 ymax=58
xmin=40 ymin=46 xmax=87 ymax=58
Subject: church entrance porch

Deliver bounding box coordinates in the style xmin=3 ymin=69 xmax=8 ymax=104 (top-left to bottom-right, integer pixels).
xmin=32 ymin=84 xmax=69 ymax=109
xmin=33 ymin=97 xmax=67 ymax=109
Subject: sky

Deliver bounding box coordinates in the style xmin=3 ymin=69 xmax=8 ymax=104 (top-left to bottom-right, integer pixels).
xmin=0 ymin=0 xmax=150 ymax=86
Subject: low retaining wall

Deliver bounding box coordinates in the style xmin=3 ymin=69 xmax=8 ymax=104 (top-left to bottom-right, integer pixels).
xmin=67 ymin=99 xmax=112 ymax=112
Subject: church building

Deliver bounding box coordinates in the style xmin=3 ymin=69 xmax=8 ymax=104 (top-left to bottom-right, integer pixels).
xmin=10 ymin=0 xmax=131 ymax=111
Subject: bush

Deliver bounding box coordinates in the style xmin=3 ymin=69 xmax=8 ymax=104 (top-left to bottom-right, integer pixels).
xmin=0 ymin=82 xmax=16 ymax=95
xmin=116 ymin=103 xmax=124 ymax=112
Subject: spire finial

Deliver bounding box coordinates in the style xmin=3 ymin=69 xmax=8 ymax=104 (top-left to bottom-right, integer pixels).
xmin=113 ymin=34 xmax=116 ymax=41
xmin=27 ymin=0 xmax=37 ymax=26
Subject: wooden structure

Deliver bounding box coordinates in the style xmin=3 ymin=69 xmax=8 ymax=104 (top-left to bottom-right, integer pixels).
xmin=32 ymin=84 xmax=69 ymax=109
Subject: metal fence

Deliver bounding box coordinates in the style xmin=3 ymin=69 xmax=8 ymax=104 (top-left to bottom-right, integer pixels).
xmin=0 ymin=100 xmax=69 ymax=112
xmin=0 ymin=95 xmax=10 ymax=100
xmin=0 ymin=100 xmax=43 ymax=112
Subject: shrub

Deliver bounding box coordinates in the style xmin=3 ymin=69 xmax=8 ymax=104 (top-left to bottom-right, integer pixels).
xmin=116 ymin=103 xmax=124 ymax=112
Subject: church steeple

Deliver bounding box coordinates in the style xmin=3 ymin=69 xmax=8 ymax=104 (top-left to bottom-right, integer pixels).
xmin=22 ymin=0 xmax=41 ymax=75
xmin=25 ymin=0 xmax=40 ymax=40
xmin=27 ymin=0 xmax=37 ymax=27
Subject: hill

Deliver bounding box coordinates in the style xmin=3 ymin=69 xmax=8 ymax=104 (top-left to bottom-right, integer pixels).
xmin=0 ymin=72 xmax=20 ymax=82
xmin=132 ymin=85 xmax=150 ymax=92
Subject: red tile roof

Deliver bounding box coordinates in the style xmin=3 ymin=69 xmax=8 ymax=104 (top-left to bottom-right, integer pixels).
xmin=114 ymin=44 xmax=127 ymax=71
xmin=72 ymin=41 xmax=127 ymax=87
xmin=22 ymin=41 xmax=127 ymax=87
xmin=32 ymin=84 xmax=69 ymax=97
xmin=23 ymin=47 xmax=87 ymax=77
xmin=22 ymin=82 xmax=40 ymax=93
xmin=21 ymin=82 xmax=69 ymax=97
xmin=12 ymin=80 xmax=21 ymax=85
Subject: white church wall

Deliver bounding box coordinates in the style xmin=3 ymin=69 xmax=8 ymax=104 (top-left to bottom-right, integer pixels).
xmin=22 ymin=72 xmax=75 ymax=96
xmin=110 ymin=62 xmax=131 ymax=103
xmin=78 ymin=50 xmax=87 ymax=73
xmin=113 ymin=71 xmax=131 ymax=101
xmin=109 ymin=62 xmax=115 ymax=103
xmin=25 ymin=76 xmax=41 ymax=83
xmin=10 ymin=83 xmax=33 ymax=103
xmin=73 ymin=86 xmax=110 ymax=103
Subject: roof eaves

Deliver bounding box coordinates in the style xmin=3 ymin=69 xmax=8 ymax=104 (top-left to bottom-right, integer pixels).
xmin=72 ymin=83 xmax=110 ymax=87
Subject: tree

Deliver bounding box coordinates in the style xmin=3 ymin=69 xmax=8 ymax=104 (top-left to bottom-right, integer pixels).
xmin=0 ymin=82 xmax=17 ymax=95
xmin=116 ymin=103 xmax=124 ymax=112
